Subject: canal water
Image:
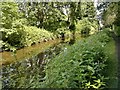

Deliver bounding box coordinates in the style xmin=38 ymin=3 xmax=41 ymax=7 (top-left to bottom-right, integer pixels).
xmin=0 ymin=33 xmax=83 ymax=88
xmin=0 ymin=39 xmax=61 ymax=66
xmin=0 ymin=38 xmax=74 ymax=88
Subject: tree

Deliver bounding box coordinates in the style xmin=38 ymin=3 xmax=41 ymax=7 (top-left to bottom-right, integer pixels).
xmin=94 ymin=0 xmax=110 ymax=30
xmin=1 ymin=2 xmax=20 ymax=29
xmin=114 ymin=1 xmax=120 ymax=26
xmin=114 ymin=1 xmax=120 ymax=36
xmin=68 ymin=2 xmax=82 ymax=44
xmin=18 ymin=2 xmax=68 ymax=31
xmin=82 ymin=2 xmax=95 ymax=19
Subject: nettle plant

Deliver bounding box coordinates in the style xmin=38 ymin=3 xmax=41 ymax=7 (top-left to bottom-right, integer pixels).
xmin=42 ymin=31 xmax=111 ymax=89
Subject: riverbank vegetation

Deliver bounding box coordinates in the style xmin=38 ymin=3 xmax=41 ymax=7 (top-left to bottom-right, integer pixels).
xmin=1 ymin=1 xmax=120 ymax=89
xmin=2 ymin=29 xmax=117 ymax=89
xmin=1 ymin=2 xmax=98 ymax=52
xmin=1 ymin=26 xmax=55 ymax=51
xmin=41 ymin=30 xmax=115 ymax=89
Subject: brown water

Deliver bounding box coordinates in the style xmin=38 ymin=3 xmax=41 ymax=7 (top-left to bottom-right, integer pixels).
xmin=1 ymin=39 xmax=69 ymax=88
xmin=0 ymin=33 xmax=82 ymax=66
xmin=0 ymin=39 xmax=61 ymax=66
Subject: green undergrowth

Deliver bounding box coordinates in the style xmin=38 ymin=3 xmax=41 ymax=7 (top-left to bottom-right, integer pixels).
xmin=2 ymin=43 xmax=69 ymax=88
xmin=22 ymin=26 xmax=55 ymax=46
xmin=0 ymin=2 xmax=55 ymax=52
xmin=1 ymin=26 xmax=55 ymax=51
xmin=2 ymin=29 xmax=117 ymax=89
xmin=75 ymin=18 xmax=98 ymax=36
xmin=55 ymin=27 xmax=72 ymax=41
xmin=40 ymin=30 xmax=114 ymax=89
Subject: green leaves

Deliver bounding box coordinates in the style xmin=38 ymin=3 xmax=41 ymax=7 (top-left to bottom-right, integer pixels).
xmin=1 ymin=25 xmax=55 ymax=51
xmin=90 ymin=79 xmax=106 ymax=89
xmin=1 ymin=2 xmax=20 ymax=29
xmin=1 ymin=2 xmax=55 ymax=51
xmin=75 ymin=18 xmax=98 ymax=36
xmin=42 ymin=31 xmax=111 ymax=89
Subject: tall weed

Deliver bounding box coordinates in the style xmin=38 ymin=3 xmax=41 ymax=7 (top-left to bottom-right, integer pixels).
xmin=42 ymin=31 xmax=111 ymax=89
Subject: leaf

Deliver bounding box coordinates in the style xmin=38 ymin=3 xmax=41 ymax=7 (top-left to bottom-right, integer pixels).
xmin=90 ymin=84 xmax=99 ymax=89
xmin=87 ymin=65 xmax=94 ymax=73
xmin=94 ymin=79 xmax=101 ymax=83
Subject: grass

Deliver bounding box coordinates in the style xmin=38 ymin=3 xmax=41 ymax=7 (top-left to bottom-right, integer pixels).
xmin=104 ymin=39 xmax=118 ymax=88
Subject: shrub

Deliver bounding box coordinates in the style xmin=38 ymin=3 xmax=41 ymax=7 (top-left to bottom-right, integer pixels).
xmin=80 ymin=25 xmax=91 ymax=37
xmin=1 ymin=27 xmax=25 ymax=51
xmin=23 ymin=26 xmax=54 ymax=46
xmin=1 ymin=2 xmax=55 ymax=51
xmin=89 ymin=31 xmax=111 ymax=44
xmin=41 ymin=31 xmax=111 ymax=89
xmin=101 ymin=28 xmax=112 ymax=37
xmin=76 ymin=19 xmax=98 ymax=35
xmin=1 ymin=25 xmax=55 ymax=51
xmin=56 ymin=27 xmax=72 ymax=39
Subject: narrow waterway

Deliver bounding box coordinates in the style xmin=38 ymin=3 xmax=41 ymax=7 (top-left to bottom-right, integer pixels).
xmin=0 ymin=34 xmax=83 ymax=88
xmin=1 ymin=41 xmax=71 ymax=88
xmin=0 ymin=33 xmax=82 ymax=66
xmin=0 ymin=39 xmax=61 ymax=66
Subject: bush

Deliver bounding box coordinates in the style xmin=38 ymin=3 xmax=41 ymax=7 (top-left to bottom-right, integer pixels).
xmin=1 ymin=25 xmax=55 ymax=51
xmin=23 ymin=26 xmax=54 ymax=46
xmin=76 ymin=19 xmax=98 ymax=36
xmin=76 ymin=18 xmax=98 ymax=34
xmin=1 ymin=27 xmax=25 ymax=51
xmin=1 ymin=2 xmax=55 ymax=51
xmin=90 ymin=31 xmax=111 ymax=44
xmin=41 ymin=31 xmax=111 ymax=89
xmin=56 ymin=27 xmax=72 ymax=39
xmin=80 ymin=25 xmax=91 ymax=37
xmin=101 ymin=28 xmax=112 ymax=37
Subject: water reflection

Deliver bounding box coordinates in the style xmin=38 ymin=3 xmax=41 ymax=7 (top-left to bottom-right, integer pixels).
xmin=0 ymin=39 xmax=61 ymax=66
xmin=1 ymin=34 xmax=82 ymax=88
xmin=1 ymin=43 xmax=69 ymax=88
